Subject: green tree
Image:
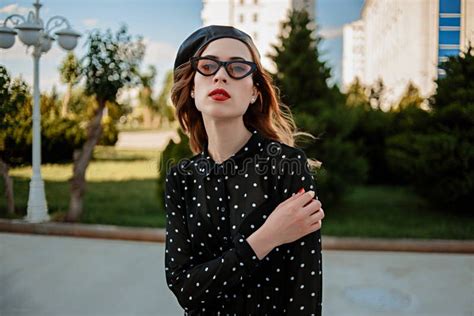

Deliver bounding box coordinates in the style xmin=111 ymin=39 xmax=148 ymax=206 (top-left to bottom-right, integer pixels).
xmin=345 ymin=79 xmax=397 ymax=184
xmin=0 ymin=66 xmax=29 ymax=215
xmin=345 ymin=77 xmax=370 ymax=110
xmin=138 ymin=65 xmax=157 ymax=128
xmin=387 ymin=44 xmax=474 ymax=211
xmin=269 ymin=9 xmax=332 ymax=112
xmin=59 ymin=52 xmax=82 ymax=118
xmin=390 ymin=83 xmax=431 ymax=134
xmin=66 ymin=25 xmax=145 ymax=222
xmin=395 ymin=82 xmax=425 ymax=112
xmin=155 ymin=70 xmax=176 ymax=129
xmin=430 ymin=43 xmax=474 ymax=111
xmin=368 ymin=78 xmax=385 ymax=110
xmin=270 ymin=9 xmax=367 ymax=205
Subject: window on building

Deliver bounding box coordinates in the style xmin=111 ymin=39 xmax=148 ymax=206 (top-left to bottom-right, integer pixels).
xmin=439 ymin=17 xmax=461 ymax=27
xmin=438 ymin=48 xmax=460 ymax=58
xmin=240 ymin=14 xmax=244 ymax=23
xmin=253 ymin=13 xmax=258 ymax=22
xmin=439 ymin=0 xmax=460 ymax=14
xmin=439 ymin=30 xmax=460 ymax=45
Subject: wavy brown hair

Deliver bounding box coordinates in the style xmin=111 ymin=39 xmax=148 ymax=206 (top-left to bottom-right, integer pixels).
xmin=170 ymin=40 xmax=321 ymax=170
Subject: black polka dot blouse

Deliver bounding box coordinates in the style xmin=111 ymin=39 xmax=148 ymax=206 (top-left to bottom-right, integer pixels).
xmin=164 ymin=127 xmax=323 ymax=315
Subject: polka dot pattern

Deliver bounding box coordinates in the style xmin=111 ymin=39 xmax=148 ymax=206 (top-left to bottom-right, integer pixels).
xmin=164 ymin=128 xmax=322 ymax=315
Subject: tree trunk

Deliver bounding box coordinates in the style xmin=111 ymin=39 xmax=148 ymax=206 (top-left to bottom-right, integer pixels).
xmin=143 ymin=106 xmax=152 ymax=129
xmin=61 ymin=83 xmax=72 ymax=118
xmin=66 ymin=100 xmax=106 ymax=222
xmin=0 ymin=157 xmax=15 ymax=215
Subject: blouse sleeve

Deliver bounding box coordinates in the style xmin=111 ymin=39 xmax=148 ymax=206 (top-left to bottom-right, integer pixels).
xmin=164 ymin=167 xmax=263 ymax=312
xmin=281 ymin=149 xmax=323 ymax=315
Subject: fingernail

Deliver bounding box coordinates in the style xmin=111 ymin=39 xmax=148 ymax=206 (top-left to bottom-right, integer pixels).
xmin=308 ymin=190 xmax=315 ymax=197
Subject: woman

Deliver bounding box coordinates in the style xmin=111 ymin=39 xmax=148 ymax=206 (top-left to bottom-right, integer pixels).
xmin=164 ymin=25 xmax=325 ymax=315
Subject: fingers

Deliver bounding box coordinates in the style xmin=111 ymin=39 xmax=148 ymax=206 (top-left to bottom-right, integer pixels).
xmin=292 ymin=190 xmax=316 ymax=209
xmin=310 ymin=220 xmax=322 ymax=230
xmin=307 ymin=200 xmax=323 ymax=213
xmin=300 ymin=195 xmax=321 ymax=213
xmin=308 ymin=207 xmax=324 ymax=224
xmin=281 ymin=188 xmax=306 ymax=207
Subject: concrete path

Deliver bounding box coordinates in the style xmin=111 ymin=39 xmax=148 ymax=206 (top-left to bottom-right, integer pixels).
xmin=1 ymin=233 xmax=472 ymax=316
xmin=115 ymin=130 xmax=179 ymax=150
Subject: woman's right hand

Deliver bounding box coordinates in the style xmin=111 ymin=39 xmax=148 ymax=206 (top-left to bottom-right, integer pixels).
xmin=263 ymin=189 xmax=324 ymax=247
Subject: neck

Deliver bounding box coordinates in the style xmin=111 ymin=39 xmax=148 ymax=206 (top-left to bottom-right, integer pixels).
xmin=203 ymin=118 xmax=252 ymax=164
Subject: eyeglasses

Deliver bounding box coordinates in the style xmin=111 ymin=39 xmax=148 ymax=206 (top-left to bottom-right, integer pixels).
xmin=190 ymin=56 xmax=257 ymax=80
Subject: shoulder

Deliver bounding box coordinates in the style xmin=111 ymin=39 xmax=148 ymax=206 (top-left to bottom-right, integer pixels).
xmin=259 ymin=137 xmax=314 ymax=178
xmin=260 ymin=136 xmax=308 ymax=162
xmin=165 ymin=152 xmax=203 ymax=180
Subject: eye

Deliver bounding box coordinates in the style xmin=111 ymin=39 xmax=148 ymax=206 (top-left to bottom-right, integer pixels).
xmin=229 ymin=62 xmax=250 ymax=74
xmin=198 ymin=60 xmax=218 ymax=73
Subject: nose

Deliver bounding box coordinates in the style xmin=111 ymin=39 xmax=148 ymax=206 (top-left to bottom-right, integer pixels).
xmin=213 ymin=65 xmax=228 ymax=83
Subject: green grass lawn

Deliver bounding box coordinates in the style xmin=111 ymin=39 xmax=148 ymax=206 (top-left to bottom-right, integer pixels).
xmin=324 ymin=185 xmax=473 ymax=240
xmin=0 ymin=147 xmax=167 ymax=228
xmin=1 ymin=146 xmax=472 ymax=239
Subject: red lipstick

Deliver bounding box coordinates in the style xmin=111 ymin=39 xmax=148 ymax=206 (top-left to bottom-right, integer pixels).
xmin=209 ymin=88 xmax=231 ymax=101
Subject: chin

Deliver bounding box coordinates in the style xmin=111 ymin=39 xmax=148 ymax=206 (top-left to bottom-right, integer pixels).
xmin=202 ymin=109 xmax=243 ymax=120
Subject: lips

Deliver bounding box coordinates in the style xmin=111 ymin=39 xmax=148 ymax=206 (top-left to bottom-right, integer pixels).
xmin=209 ymin=88 xmax=231 ymax=101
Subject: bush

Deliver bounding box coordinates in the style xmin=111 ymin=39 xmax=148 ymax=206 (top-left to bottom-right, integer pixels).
xmin=42 ymin=117 xmax=87 ymax=163
xmin=3 ymin=116 xmax=87 ymax=166
xmin=386 ymin=131 xmax=473 ymax=212
xmin=98 ymin=117 xmax=119 ymax=146
xmin=385 ymin=45 xmax=474 ymax=212
xmin=157 ymin=128 xmax=193 ymax=211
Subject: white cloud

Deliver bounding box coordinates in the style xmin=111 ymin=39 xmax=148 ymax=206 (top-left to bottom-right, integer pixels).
xmin=0 ymin=40 xmax=81 ymax=95
xmin=1 ymin=36 xmax=178 ymax=98
xmin=82 ymin=18 xmax=98 ymax=27
xmin=141 ymin=38 xmax=177 ymax=93
xmin=0 ymin=4 xmax=31 ymax=15
xmin=0 ymin=40 xmax=66 ymax=62
xmin=318 ymin=26 xmax=343 ymax=40
xmin=142 ymin=38 xmax=176 ymax=68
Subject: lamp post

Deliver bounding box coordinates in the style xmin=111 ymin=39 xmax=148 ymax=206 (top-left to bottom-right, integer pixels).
xmin=0 ymin=0 xmax=80 ymax=223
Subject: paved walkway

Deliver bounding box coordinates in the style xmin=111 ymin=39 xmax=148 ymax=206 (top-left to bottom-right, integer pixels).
xmin=1 ymin=232 xmax=472 ymax=316
xmin=115 ymin=130 xmax=179 ymax=150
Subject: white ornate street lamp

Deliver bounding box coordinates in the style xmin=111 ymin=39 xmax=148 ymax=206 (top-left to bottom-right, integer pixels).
xmin=0 ymin=0 xmax=81 ymax=223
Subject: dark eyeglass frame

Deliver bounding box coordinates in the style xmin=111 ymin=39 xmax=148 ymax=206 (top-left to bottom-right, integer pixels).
xmin=190 ymin=56 xmax=257 ymax=80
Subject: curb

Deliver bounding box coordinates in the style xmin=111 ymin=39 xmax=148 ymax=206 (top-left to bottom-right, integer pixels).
xmin=0 ymin=219 xmax=473 ymax=254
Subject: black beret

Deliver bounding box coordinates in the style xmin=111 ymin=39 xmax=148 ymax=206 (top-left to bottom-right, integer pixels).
xmin=173 ymin=25 xmax=260 ymax=71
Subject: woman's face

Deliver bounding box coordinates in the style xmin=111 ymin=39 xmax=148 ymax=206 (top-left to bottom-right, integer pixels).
xmin=192 ymin=38 xmax=258 ymax=120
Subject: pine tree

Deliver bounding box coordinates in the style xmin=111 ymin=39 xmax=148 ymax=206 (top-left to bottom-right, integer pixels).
xmin=269 ymin=9 xmax=332 ymax=112
xmin=270 ymin=9 xmax=368 ymax=205
xmin=430 ymin=44 xmax=474 ymax=110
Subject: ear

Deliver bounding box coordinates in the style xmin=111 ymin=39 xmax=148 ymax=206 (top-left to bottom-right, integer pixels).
xmin=251 ymin=86 xmax=258 ymax=99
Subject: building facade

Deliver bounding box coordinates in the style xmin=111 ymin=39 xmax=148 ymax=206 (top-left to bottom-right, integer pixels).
xmin=342 ymin=0 xmax=474 ymax=108
xmin=342 ymin=20 xmax=365 ymax=90
xmin=201 ymin=0 xmax=316 ymax=72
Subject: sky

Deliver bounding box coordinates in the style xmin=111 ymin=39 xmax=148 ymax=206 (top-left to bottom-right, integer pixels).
xmin=0 ymin=0 xmax=364 ymax=95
